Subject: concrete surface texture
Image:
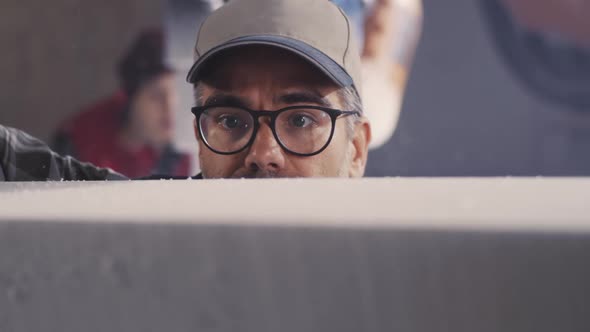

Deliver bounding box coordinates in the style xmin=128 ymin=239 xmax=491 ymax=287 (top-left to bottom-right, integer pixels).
xmin=1 ymin=179 xmax=590 ymax=331
xmin=1 ymin=178 xmax=590 ymax=231
xmin=0 ymin=221 xmax=589 ymax=331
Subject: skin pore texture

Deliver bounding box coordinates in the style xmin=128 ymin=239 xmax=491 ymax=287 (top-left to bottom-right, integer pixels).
xmin=121 ymin=73 xmax=178 ymax=151
xmin=194 ymin=46 xmax=371 ymax=179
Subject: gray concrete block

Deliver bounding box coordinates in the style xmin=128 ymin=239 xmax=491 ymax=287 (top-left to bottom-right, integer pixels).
xmin=1 ymin=222 xmax=589 ymax=332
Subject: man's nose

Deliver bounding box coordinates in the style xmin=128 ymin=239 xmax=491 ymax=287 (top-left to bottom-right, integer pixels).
xmin=244 ymin=121 xmax=285 ymax=174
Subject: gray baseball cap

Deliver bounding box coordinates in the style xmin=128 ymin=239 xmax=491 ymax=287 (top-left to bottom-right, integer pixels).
xmin=186 ymin=0 xmax=362 ymax=93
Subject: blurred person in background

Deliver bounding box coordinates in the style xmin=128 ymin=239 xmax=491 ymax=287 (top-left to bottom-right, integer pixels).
xmin=53 ymin=28 xmax=191 ymax=178
xmin=210 ymin=0 xmax=422 ymax=149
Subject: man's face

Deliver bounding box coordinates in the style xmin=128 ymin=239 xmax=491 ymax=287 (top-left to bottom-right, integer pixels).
xmin=194 ymin=46 xmax=370 ymax=178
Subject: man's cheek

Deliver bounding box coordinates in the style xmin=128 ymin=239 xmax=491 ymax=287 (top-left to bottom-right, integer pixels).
xmin=201 ymin=155 xmax=241 ymax=178
xmin=288 ymin=156 xmax=319 ymax=177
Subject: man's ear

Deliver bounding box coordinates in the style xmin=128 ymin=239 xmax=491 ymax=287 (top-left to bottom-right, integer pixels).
xmin=348 ymin=117 xmax=371 ymax=178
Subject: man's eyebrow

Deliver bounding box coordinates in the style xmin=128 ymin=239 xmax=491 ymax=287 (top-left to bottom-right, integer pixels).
xmin=203 ymin=93 xmax=250 ymax=108
xmin=277 ymin=91 xmax=332 ymax=108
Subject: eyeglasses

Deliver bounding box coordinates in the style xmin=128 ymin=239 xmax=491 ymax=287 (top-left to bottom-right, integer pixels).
xmin=191 ymin=105 xmax=359 ymax=157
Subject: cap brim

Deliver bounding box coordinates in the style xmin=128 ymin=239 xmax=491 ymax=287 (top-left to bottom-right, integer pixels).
xmin=185 ymin=35 xmax=354 ymax=88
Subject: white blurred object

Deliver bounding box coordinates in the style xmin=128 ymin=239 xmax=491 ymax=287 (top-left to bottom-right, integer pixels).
xmin=361 ymin=60 xmax=402 ymax=149
xmin=207 ymin=0 xmax=225 ymax=10
xmin=361 ymin=0 xmax=423 ymax=149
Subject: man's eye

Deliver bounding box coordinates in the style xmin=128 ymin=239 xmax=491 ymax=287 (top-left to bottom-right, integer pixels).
xmin=289 ymin=114 xmax=315 ymax=128
xmin=218 ymin=116 xmax=243 ymax=129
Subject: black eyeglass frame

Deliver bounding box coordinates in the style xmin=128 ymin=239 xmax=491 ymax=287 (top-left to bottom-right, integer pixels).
xmin=191 ymin=105 xmax=360 ymax=157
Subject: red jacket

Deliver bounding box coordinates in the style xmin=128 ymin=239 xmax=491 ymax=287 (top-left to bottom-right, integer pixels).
xmin=54 ymin=91 xmax=191 ymax=178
